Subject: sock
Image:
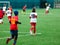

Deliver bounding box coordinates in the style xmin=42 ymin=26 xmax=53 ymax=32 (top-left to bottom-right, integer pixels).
xmin=30 ymin=30 xmax=33 ymax=34
xmin=30 ymin=26 xmax=34 ymax=30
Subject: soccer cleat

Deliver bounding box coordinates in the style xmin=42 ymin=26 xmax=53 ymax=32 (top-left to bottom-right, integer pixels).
xmin=6 ymin=38 xmax=10 ymax=44
xmin=30 ymin=30 xmax=33 ymax=35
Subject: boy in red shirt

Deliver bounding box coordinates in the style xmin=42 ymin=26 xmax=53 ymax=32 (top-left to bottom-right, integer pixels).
xmin=6 ymin=11 xmax=21 ymax=45
xmin=0 ymin=7 xmax=4 ymax=24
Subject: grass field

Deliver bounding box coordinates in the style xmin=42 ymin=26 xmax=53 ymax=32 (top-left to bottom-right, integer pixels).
xmin=0 ymin=9 xmax=60 ymax=45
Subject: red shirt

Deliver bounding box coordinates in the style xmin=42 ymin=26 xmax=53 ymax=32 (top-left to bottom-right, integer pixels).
xmin=14 ymin=16 xmax=18 ymax=21
xmin=0 ymin=10 xmax=4 ymax=18
xmin=10 ymin=16 xmax=18 ymax=30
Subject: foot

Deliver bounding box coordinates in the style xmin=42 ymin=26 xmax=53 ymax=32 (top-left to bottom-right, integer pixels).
xmin=6 ymin=38 xmax=10 ymax=44
xmin=0 ymin=22 xmax=3 ymax=24
xmin=30 ymin=30 xmax=33 ymax=35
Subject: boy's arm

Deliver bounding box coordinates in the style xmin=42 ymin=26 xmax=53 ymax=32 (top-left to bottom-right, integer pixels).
xmin=16 ymin=21 xmax=21 ymax=24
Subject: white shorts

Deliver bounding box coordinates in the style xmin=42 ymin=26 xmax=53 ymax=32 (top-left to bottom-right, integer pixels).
xmin=0 ymin=19 xmax=3 ymax=23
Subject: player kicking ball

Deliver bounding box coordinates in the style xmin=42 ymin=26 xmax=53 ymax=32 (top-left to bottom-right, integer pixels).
xmin=45 ymin=3 xmax=50 ymax=14
xmin=29 ymin=7 xmax=37 ymax=35
xmin=0 ymin=7 xmax=4 ymax=24
xmin=6 ymin=11 xmax=21 ymax=45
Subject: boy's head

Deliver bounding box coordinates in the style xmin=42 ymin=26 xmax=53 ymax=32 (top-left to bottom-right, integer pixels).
xmin=32 ymin=7 xmax=36 ymax=12
xmin=14 ymin=11 xmax=18 ymax=16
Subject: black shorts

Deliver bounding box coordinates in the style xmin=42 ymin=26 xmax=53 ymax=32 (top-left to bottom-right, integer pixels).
xmin=10 ymin=30 xmax=18 ymax=36
xmin=23 ymin=9 xmax=25 ymax=12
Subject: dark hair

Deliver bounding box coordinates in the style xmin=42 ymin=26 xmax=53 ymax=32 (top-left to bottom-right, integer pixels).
xmin=14 ymin=11 xmax=18 ymax=16
xmin=32 ymin=7 xmax=36 ymax=12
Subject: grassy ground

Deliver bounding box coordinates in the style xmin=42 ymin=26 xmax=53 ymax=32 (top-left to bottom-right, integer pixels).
xmin=0 ymin=9 xmax=60 ymax=45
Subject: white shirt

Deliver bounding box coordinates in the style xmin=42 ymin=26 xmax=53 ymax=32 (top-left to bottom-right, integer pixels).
xmin=3 ymin=6 xmax=6 ymax=11
xmin=46 ymin=6 xmax=50 ymax=11
xmin=6 ymin=10 xmax=11 ymax=16
xmin=30 ymin=12 xmax=37 ymax=23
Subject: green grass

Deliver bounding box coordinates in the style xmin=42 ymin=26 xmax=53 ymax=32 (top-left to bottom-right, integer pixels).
xmin=0 ymin=9 xmax=60 ymax=45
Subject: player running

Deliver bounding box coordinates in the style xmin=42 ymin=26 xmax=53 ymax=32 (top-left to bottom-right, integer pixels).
xmin=45 ymin=3 xmax=50 ymax=14
xmin=6 ymin=8 xmax=12 ymax=21
xmin=6 ymin=11 xmax=21 ymax=45
xmin=29 ymin=7 xmax=37 ymax=35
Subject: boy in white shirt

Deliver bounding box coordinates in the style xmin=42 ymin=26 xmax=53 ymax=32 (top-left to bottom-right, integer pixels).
xmin=6 ymin=8 xmax=12 ymax=20
xmin=29 ymin=7 xmax=37 ymax=35
xmin=45 ymin=4 xmax=50 ymax=14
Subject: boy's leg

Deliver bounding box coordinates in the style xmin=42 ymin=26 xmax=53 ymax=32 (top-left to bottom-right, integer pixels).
xmin=34 ymin=23 xmax=36 ymax=34
xmin=34 ymin=26 xmax=36 ymax=34
xmin=30 ymin=23 xmax=34 ymax=35
xmin=6 ymin=30 xmax=14 ymax=44
xmin=8 ymin=16 xmax=11 ymax=21
xmin=3 ymin=11 xmax=5 ymax=15
xmin=13 ymin=35 xmax=18 ymax=45
xmin=13 ymin=30 xmax=18 ymax=45
xmin=6 ymin=34 xmax=14 ymax=44
xmin=46 ymin=10 xmax=49 ymax=14
xmin=23 ymin=10 xmax=26 ymax=15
